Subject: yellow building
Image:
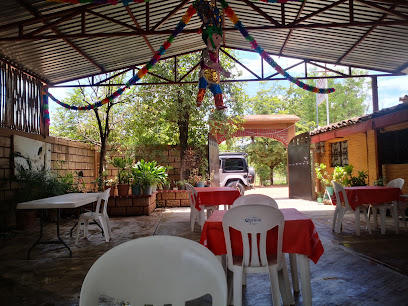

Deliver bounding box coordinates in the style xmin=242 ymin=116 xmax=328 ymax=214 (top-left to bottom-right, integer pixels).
xmin=310 ymin=102 xmax=408 ymax=195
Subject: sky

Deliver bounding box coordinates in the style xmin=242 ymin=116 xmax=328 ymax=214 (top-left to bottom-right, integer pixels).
xmin=48 ymin=50 xmax=408 ymax=116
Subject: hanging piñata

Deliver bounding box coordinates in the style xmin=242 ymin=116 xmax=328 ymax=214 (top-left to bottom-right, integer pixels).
xmin=194 ymin=0 xmax=230 ymax=110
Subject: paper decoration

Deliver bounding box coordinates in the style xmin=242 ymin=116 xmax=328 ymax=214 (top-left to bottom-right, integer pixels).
xmin=220 ymin=0 xmax=335 ymax=94
xmin=44 ymin=5 xmax=197 ymax=112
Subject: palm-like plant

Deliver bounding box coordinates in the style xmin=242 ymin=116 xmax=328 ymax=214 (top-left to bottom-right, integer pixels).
xmin=111 ymin=156 xmax=133 ymax=184
xmin=132 ymin=159 xmax=168 ymax=187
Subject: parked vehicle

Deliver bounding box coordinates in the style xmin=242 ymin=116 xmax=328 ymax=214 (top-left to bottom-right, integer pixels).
xmin=219 ymin=152 xmax=255 ymax=195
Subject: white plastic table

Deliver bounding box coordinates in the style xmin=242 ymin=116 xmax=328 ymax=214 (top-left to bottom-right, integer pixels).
xmin=17 ymin=193 xmax=102 ymax=259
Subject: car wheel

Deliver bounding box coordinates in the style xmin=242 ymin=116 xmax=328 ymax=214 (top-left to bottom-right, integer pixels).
xmin=227 ymin=181 xmax=245 ymax=196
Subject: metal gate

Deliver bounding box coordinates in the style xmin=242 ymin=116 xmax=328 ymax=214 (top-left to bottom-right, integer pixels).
xmin=288 ymin=132 xmax=313 ymax=199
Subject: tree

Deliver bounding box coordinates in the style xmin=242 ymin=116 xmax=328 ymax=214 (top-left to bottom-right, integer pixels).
xmin=283 ymin=69 xmax=370 ymax=131
xmin=50 ymin=74 xmax=137 ymax=189
xmin=244 ymin=69 xmax=371 ymax=184
xmin=123 ymin=50 xmax=247 ymax=179
xmin=50 ymin=50 xmax=248 ymax=182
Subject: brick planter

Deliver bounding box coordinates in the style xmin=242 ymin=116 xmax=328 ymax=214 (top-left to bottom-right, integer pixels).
xmin=108 ymin=193 xmax=156 ymax=216
xmin=156 ymin=190 xmax=190 ymax=208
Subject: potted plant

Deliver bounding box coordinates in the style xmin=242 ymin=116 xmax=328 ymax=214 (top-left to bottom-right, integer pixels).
xmin=132 ymin=160 xmax=168 ymax=195
xmin=343 ymin=165 xmax=368 ymax=186
xmin=130 ymin=165 xmax=142 ymax=196
xmin=111 ymin=156 xmax=133 ymax=196
xmin=188 ymin=168 xmax=205 ymax=187
xmin=104 ymin=178 xmax=117 ymax=197
xmin=315 ymin=163 xmax=333 ymax=201
xmin=317 ymin=192 xmax=323 ymax=203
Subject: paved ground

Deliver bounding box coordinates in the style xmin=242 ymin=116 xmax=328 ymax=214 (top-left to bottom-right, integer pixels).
xmin=1 ymin=186 xmax=408 ymax=305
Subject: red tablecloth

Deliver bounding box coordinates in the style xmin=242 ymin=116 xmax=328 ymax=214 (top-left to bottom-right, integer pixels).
xmin=195 ymin=187 xmax=241 ymax=211
xmin=199 ymin=208 xmax=324 ymax=264
xmin=332 ymin=186 xmax=402 ymax=210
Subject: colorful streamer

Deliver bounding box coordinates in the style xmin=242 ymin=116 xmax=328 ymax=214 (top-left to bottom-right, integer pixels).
xmin=46 ymin=0 xmax=150 ymax=5
xmin=220 ymin=0 xmax=335 ymax=94
xmin=44 ymin=5 xmax=197 ymax=111
xmin=42 ymin=89 xmax=50 ymax=126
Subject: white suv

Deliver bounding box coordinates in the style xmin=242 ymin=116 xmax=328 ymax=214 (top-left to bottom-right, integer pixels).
xmin=219 ymin=153 xmax=255 ymax=195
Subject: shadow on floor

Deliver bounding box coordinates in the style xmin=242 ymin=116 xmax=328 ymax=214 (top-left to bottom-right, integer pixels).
xmin=1 ymin=196 xmax=408 ymax=305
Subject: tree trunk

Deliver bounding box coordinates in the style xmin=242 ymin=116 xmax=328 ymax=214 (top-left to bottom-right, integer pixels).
xmin=178 ymin=97 xmax=190 ymax=180
xmin=270 ymin=167 xmax=274 ymax=185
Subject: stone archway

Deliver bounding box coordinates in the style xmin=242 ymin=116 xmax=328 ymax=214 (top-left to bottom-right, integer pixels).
xmin=213 ymin=115 xmax=299 ymax=146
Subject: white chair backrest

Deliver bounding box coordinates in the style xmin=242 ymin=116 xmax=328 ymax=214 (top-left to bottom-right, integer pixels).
xmin=96 ymin=188 xmax=110 ymax=215
xmin=185 ymin=183 xmax=197 ymax=207
xmin=332 ymin=181 xmax=351 ymax=209
xmin=79 ymin=236 xmax=227 ymax=306
xmin=233 ymin=194 xmax=278 ymax=208
xmin=386 ymin=178 xmax=404 ymax=190
xmin=222 ymin=205 xmax=284 ymax=270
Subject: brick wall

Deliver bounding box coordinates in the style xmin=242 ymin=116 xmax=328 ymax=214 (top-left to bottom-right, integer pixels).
xmin=314 ymin=123 xmax=408 ymax=195
xmin=156 ymin=190 xmax=191 ymax=208
xmin=108 ymin=194 xmax=157 ymax=216
xmin=0 ymin=128 xmax=195 ymax=225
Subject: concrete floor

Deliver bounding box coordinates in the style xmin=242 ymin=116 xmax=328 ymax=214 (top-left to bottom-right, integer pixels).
xmin=1 ymin=186 xmax=408 ymax=305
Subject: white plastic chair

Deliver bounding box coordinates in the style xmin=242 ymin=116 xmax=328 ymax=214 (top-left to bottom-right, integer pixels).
xmin=222 ymin=204 xmax=294 ymax=306
xmin=79 ymin=235 xmax=227 ymax=306
xmin=185 ymin=183 xmax=202 ymax=231
xmin=398 ymin=195 xmax=408 ymax=231
xmin=369 ymin=178 xmax=404 ymax=234
xmin=233 ymin=194 xmax=278 ymax=208
xmin=232 ymin=194 xmax=300 ymax=293
xmin=332 ymin=181 xmax=371 ymax=236
xmin=75 ymin=188 xmax=112 ymax=245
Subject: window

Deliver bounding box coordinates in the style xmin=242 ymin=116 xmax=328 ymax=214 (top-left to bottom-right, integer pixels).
xmin=224 ymin=158 xmax=245 ymax=171
xmin=331 ymin=141 xmax=348 ymax=167
xmin=379 ymin=129 xmax=408 ymax=164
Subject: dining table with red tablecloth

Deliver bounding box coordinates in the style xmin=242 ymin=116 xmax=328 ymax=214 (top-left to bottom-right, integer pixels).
xmin=199 ymin=208 xmax=324 ymax=306
xmin=331 ymin=186 xmax=402 ymax=233
xmin=331 ymin=186 xmax=402 ymax=210
xmin=194 ymin=187 xmax=241 ymax=211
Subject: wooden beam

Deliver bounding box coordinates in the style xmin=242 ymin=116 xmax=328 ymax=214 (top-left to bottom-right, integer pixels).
xmin=4 ymin=18 xmax=408 ymax=42
xmin=126 ymin=6 xmax=155 ymax=55
xmin=220 ymin=49 xmax=260 ymax=79
xmin=337 ymin=5 xmax=395 ymax=63
xmin=151 ymin=0 xmax=190 ymax=31
xmin=85 ymin=9 xmax=141 ymax=33
xmin=25 ymin=9 xmax=82 ymax=36
xmin=178 ymin=61 xmax=200 ymax=82
xmin=309 ymin=62 xmax=348 ymax=76
xmin=355 ymin=0 xmax=408 ymax=20
xmin=280 ymin=0 xmax=305 ymax=54
xmin=372 ymin=76 xmax=379 ymax=112
xmin=395 ymin=61 xmax=408 ymax=73
xmin=265 ymin=60 xmax=306 ymax=79
xmin=241 ymin=0 xmax=280 ymax=26
xmin=0 ymin=3 xmax=100 ymax=32
xmin=291 ymin=0 xmax=348 ymax=25
xmin=16 ymin=0 xmax=103 ymax=72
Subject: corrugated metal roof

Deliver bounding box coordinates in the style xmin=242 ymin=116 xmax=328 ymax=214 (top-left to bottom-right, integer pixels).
xmin=0 ymin=0 xmax=407 ymax=84
xmin=310 ymin=101 xmax=408 ymax=135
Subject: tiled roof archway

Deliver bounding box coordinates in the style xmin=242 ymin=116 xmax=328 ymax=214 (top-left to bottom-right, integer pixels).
xmin=213 ymin=115 xmax=299 ymax=147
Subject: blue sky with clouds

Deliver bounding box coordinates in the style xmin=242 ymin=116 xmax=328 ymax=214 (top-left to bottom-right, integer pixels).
xmin=48 ymin=50 xmax=407 ymax=115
